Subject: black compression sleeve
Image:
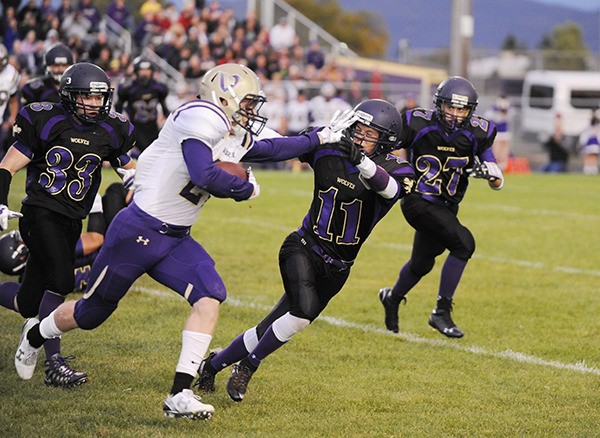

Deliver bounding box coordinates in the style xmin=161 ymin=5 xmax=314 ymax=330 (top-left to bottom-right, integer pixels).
xmin=0 ymin=168 xmax=12 ymax=206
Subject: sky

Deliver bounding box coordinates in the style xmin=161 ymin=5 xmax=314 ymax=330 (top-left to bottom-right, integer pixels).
xmin=532 ymin=0 xmax=600 ymax=11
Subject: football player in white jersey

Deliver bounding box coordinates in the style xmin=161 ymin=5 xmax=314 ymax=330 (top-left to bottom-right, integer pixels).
xmin=16 ymin=63 xmax=355 ymax=419
xmin=0 ymin=44 xmax=21 ymax=154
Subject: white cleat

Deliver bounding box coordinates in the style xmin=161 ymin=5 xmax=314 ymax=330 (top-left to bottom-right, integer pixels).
xmin=15 ymin=318 xmax=41 ymax=380
xmin=163 ymin=388 xmax=214 ymax=420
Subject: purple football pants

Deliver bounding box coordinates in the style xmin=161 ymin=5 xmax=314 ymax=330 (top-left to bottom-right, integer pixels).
xmin=73 ymin=202 xmax=226 ymax=330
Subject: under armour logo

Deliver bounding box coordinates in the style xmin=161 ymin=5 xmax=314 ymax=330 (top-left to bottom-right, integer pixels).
xmin=136 ymin=236 xmax=150 ymax=245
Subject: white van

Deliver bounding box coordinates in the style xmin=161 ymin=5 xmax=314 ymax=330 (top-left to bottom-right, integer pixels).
xmin=521 ymin=70 xmax=600 ymax=137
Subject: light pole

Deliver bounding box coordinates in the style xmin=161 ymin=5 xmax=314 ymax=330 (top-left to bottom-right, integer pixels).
xmin=450 ymin=0 xmax=473 ymax=77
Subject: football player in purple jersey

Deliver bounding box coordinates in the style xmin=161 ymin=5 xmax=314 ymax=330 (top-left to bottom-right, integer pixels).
xmin=114 ymin=56 xmax=170 ymax=156
xmin=20 ymin=43 xmax=75 ymax=108
xmin=0 ymin=62 xmax=136 ymax=387
xmin=195 ymin=99 xmax=415 ymax=403
xmin=379 ymin=76 xmax=504 ymax=339
xmin=15 ymin=63 xmax=354 ymax=420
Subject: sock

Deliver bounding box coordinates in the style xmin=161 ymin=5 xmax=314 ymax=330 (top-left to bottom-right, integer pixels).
xmin=171 ymin=331 xmax=212 ymax=394
xmin=438 ymin=255 xmax=468 ymax=300
xmin=210 ymin=331 xmax=252 ymax=372
xmin=170 ymin=372 xmax=194 ymax=396
xmin=391 ymin=262 xmax=421 ymax=301
xmin=39 ymin=309 xmax=65 ymax=339
xmin=246 ymin=325 xmax=287 ymax=369
xmin=74 ymin=238 xmax=84 ymax=258
xmin=0 ymin=282 xmax=20 ymax=311
xmin=39 ymin=291 xmax=65 ymax=359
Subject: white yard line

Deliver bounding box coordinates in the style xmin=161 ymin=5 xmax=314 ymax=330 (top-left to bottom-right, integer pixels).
xmin=135 ymin=286 xmax=600 ymax=377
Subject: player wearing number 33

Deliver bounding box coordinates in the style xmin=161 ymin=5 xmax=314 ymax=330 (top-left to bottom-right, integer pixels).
xmin=194 ymin=98 xmax=416 ymax=403
xmin=0 ymin=62 xmax=136 ymax=385
xmin=16 ymin=63 xmax=356 ymax=419
xmin=379 ymin=76 xmax=504 ymax=339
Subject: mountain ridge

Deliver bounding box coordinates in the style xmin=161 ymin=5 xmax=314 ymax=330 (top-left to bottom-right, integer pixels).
xmin=338 ymin=0 xmax=600 ymax=60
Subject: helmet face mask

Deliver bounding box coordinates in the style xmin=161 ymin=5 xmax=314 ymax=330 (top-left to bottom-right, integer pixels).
xmin=0 ymin=230 xmax=29 ymax=276
xmin=199 ymin=63 xmax=268 ymax=136
xmin=60 ymin=62 xmax=113 ymax=124
xmin=44 ymin=43 xmax=74 ymax=84
xmin=433 ymin=76 xmax=478 ymax=132
xmin=348 ymin=99 xmax=402 ymax=156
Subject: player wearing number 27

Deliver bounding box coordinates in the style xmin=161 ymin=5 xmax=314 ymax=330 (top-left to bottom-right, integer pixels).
xmin=379 ymin=76 xmax=504 ymax=339
xmin=15 ymin=63 xmax=355 ymax=419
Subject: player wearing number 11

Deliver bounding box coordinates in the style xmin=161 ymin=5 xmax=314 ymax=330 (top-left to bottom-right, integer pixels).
xmin=379 ymin=76 xmax=503 ymax=339
xmin=195 ymin=99 xmax=415 ymax=403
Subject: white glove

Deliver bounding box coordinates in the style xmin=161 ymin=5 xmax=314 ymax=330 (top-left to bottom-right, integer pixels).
xmin=467 ymin=158 xmax=502 ymax=180
xmin=0 ymin=204 xmax=22 ymax=231
xmin=467 ymin=158 xmax=504 ymax=190
xmin=317 ymin=109 xmax=357 ymax=144
xmin=247 ymin=167 xmax=260 ymax=200
xmin=117 ymin=168 xmax=136 ymax=190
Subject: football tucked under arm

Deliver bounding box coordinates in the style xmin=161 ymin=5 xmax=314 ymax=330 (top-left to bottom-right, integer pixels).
xmin=215 ymin=161 xmax=248 ymax=180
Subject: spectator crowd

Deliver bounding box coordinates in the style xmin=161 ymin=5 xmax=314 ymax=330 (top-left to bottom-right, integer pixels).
xmin=0 ymin=0 xmax=380 ymax=146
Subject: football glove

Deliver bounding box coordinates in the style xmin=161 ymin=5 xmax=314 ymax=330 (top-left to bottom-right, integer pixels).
xmin=337 ymin=132 xmax=364 ymax=165
xmin=317 ymin=109 xmax=357 ymax=144
xmin=0 ymin=204 xmax=22 ymax=231
xmin=467 ymin=158 xmax=502 ymax=181
xmin=247 ymin=167 xmax=260 ymax=200
xmin=117 ymin=168 xmax=136 ymax=190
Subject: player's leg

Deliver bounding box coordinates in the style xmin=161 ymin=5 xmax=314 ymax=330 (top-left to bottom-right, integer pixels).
xmin=379 ymin=196 xmax=445 ymax=333
xmin=148 ymin=236 xmax=221 ymax=419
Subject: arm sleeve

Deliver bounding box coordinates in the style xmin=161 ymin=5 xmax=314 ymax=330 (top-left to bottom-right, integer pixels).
xmin=242 ymin=130 xmax=321 ymax=162
xmin=182 ymin=138 xmax=253 ymax=201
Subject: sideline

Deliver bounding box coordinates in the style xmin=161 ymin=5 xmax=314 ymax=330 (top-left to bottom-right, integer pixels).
xmin=136 ymin=286 xmax=600 ymax=377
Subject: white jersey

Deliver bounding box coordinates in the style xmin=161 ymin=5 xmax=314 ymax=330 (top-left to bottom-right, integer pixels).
xmin=0 ymin=64 xmax=19 ymax=118
xmin=309 ymin=95 xmax=352 ymax=126
xmin=134 ymin=100 xmax=232 ymax=226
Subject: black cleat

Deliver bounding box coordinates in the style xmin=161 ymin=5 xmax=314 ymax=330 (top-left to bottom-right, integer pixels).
xmin=227 ymin=359 xmax=255 ymax=402
xmin=195 ymin=351 xmax=218 ymax=393
xmin=378 ymin=287 xmax=406 ymax=333
xmin=428 ymin=298 xmax=464 ymax=338
xmin=44 ymin=354 xmax=88 ymax=388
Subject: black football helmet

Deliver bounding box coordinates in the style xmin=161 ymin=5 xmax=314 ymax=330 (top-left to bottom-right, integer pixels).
xmin=44 ymin=43 xmax=74 ymax=84
xmin=133 ymin=56 xmax=155 ymax=85
xmin=60 ymin=62 xmax=113 ymax=124
xmin=433 ymin=76 xmax=478 ymax=131
xmin=0 ymin=230 xmax=29 ymax=276
xmin=349 ymin=99 xmax=403 ymax=156
xmin=0 ymin=43 xmax=8 ymax=73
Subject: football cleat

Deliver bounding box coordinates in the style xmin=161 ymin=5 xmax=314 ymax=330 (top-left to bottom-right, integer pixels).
xmin=44 ymin=354 xmax=88 ymax=388
xmin=15 ymin=317 xmax=40 ymax=380
xmin=378 ymin=287 xmax=406 ymax=333
xmin=163 ymin=389 xmax=214 ymax=420
xmin=227 ymin=360 xmax=255 ymax=402
xmin=194 ymin=350 xmax=219 ymax=393
xmin=428 ymin=298 xmax=464 ymax=338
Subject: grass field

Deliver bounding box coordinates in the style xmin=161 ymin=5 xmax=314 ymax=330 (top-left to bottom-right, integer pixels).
xmin=0 ymin=169 xmax=599 ymax=437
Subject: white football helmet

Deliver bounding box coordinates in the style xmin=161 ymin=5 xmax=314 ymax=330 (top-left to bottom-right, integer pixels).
xmin=199 ymin=63 xmax=268 ymax=135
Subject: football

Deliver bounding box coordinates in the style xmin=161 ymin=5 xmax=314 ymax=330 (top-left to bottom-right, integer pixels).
xmin=215 ymin=161 xmax=248 ymax=180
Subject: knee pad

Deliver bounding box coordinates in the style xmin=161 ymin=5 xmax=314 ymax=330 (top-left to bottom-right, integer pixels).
xmin=272 ymin=312 xmax=310 ymax=342
xmin=451 ymin=225 xmax=476 ymax=261
xmin=73 ymin=292 xmax=117 ymax=330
